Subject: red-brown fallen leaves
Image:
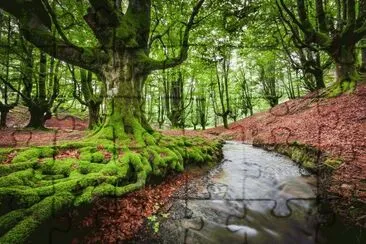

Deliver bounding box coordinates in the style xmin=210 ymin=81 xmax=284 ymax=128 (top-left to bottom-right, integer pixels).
xmin=1 ymin=151 xmax=17 ymax=164
xmin=73 ymin=173 xmax=194 ymax=243
xmin=0 ymin=128 xmax=85 ymax=147
xmin=55 ymin=149 xmax=80 ymax=160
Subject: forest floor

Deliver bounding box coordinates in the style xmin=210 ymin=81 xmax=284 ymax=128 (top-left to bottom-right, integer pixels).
xmin=0 ymin=83 xmax=365 ymax=241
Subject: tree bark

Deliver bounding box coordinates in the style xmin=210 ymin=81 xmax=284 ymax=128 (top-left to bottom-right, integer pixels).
xmin=222 ymin=113 xmax=228 ymax=129
xmin=314 ymin=70 xmax=325 ymax=89
xmin=88 ymin=102 xmax=101 ymax=129
xmin=0 ymin=107 xmax=9 ymax=128
xmin=95 ymin=54 xmax=153 ymax=144
xmin=361 ymin=47 xmax=366 ymax=73
xmin=333 ymin=45 xmax=357 ymax=82
xmin=26 ymin=105 xmax=50 ymax=129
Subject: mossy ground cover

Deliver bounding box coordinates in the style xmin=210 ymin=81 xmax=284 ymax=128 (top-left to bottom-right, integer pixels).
xmin=253 ymin=140 xmax=342 ymax=172
xmin=0 ymin=133 xmax=222 ymax=243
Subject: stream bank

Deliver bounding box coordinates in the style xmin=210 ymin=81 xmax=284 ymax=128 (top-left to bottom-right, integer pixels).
xmin=130 ymin=141 xmax=366 ymax=243
xmin=254 ymin=140 xmax=366 ymax=229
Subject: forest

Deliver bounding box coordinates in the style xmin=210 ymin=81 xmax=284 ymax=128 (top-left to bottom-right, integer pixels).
xmin=0 ymin=0 xmax=365 ymax=243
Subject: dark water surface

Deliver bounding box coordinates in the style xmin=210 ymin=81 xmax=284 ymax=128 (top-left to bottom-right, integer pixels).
xmin=157 ymin=141 xmax=366 ymax=244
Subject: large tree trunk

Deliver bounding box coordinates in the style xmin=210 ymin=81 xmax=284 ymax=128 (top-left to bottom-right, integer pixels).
xmin=95 ymin=55 xmax=154 ymax=145
xmin=334 ymin=45 xmax=357 ymax=83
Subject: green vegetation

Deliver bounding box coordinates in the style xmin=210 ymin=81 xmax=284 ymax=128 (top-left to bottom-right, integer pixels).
xmin=0 ymin=135 xmax=222 ymax=243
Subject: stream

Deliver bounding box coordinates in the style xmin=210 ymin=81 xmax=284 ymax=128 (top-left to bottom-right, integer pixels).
xmin=155 ymin=141 xmax=366 ymax=244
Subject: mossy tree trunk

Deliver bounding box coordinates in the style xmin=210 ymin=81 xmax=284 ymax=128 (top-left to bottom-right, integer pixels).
xmin=314 ymin=69 xmax=325 ymax=89
xmin=95 ymin=54 xmax=154 ymax=142
xmin=259 ymin=64 xmax=282 ymax=108
xmin=157 ymin=94 xmax=165 ymax=129
xmin=333 ymin=44 xmax=358 ymax=82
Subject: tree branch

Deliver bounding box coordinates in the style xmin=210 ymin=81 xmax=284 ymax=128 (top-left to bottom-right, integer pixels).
xmin=0 ymin=76 xmax=30 ymax=103
xmin=0 ymin=0 xmax=108 ymax=73
xmin=146 ymin=0 xmax=205 ymax=71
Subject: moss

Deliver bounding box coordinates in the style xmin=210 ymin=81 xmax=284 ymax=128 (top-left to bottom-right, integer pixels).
xmin=324 ymin=158 xmax=342 ymax=169
xmin=0 ymin=209 xmax=26 ymax=236
xmin=101 ymin=163 xmax=128 ymax=178
xmin=73 ymin=186 xmax=95 ymax=206
xmin=0 ymin=188 xmax=41 ymax=210
xmin=0 ymin=169 xmax=36 ymax=187
xmin=92 ymin=182 xmax=116 ymax=196
xmin=91 ymin=152 xmax=105 ymax=163
xmin=40 ymin=174 xmax=66 ymax=181
xmin=0 ymin=216 xmax=40 ymax=244
xmin=0 ymin=192 xmax=74 ymax=244
xmin=144 ymin=133 xmax=156 ymax=146
xmin=40 ymin=158 xmax=74 ymax=176
xmin=11 ymin=149 xmax=41 ymax=163
xmin=327 ymin=80 xmax=357 ymax=97
xmin=186 ymin=147 xmax=205 ymax=164
xmin=0 ymin=134 xmax=223 ymax=243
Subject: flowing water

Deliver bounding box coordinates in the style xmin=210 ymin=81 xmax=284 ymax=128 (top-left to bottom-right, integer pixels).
xmin=157 ymin=141 xmax=366 ymax=244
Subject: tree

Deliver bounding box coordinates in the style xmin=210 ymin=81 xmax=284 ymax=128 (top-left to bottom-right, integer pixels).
xmin=1 ymin=37 xmax=61 ymax=129
xmin=190 ymin=96 xmax=199 ymax=130
xmin=0 ymin=13 xmax=18 ymax=127
xmin=69 ymin=66 xmax=104 ymax=129
xmin=259 ymin=63 xmax=283 ymax=107
xmin=276 ymin=0 xmax=366 ymax=89
xmin=237 ymin=68 xmax=254 ymax=116
xmin=0 ymin=0 xmax=205 ymax=142
xmin=211 ymin=53 xmax=232 ymax=129
xmin=276 ymin=20 xmax=330 ymax=91
xmin=197 ymin=88 xmax=208 ymax=130
xmin=361 ymin=40 xmax=366 ymax=73
xmin=163 ymin=70 xmax=193 ymax=128
xmin=157 ymin=85 xmax=165 ymax=129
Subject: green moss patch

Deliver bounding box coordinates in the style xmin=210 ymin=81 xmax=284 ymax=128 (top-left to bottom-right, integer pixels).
xmin=0 ymin=134 xmax=222 ymax=243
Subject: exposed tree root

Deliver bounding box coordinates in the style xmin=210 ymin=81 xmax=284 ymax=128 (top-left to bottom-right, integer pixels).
xmin=0 ymin=133 xmax=223 ymax=243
